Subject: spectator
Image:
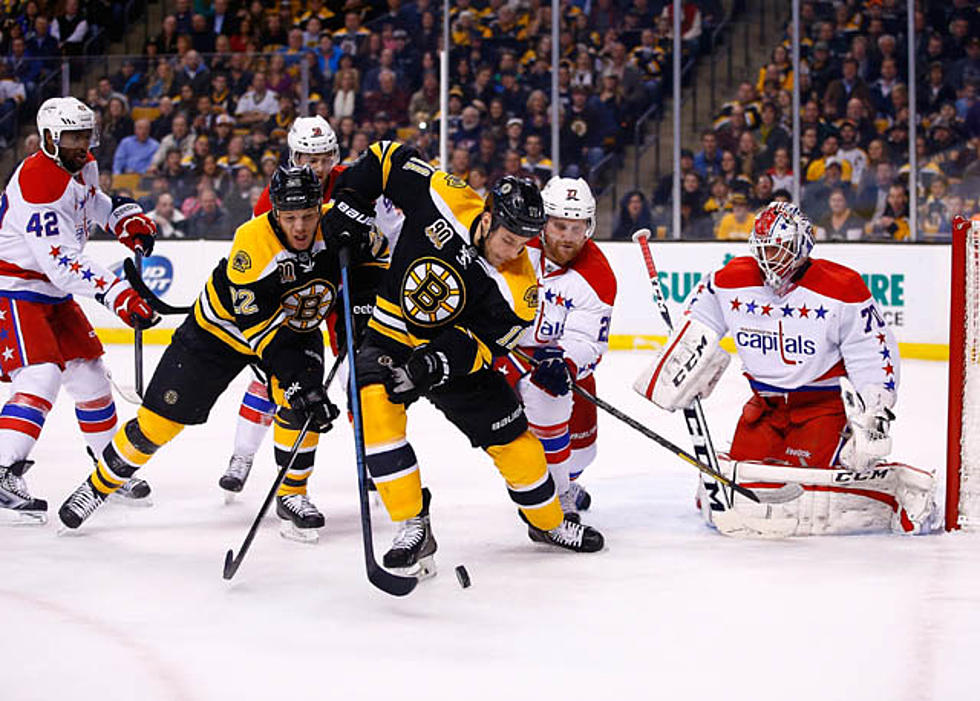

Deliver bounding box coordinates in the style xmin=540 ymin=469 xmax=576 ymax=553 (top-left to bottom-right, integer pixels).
xmin=467 ymin=165 xmax=489 ymax=198
xmin=757 ymin=102 xmax=790 ymax=154
xmin=224 ymin=167 xmax=256 ymax=228
xmin=453 ymin=106 xmax=483 ymax=153
xmin=766 ymin=147 xmax=794 ymax=192
xmin=332 ymin=69 xmax=361 ymax=121
xmin=332 ymin=10 xmax=370 ymax=57
xmin=703 ymin=177 xmax=732 ymax=223
xmin=209 ymin=0 xmax=236 ymax=37
xmin=23 ymin=132 xmax=40 ymax=156
xmin=816 ymin=188 xmax=865 ymax=241
xmin=150 ymin=112 xmax=195 ymax=172
xmin=408 ymin=71 xmax=440 ymax=125
xmin=918 ymin=62 xmax=957 ymax=119
xmin=265 ymin=54 xmax=294 ymax=101
xmin=364 ymin=69 xmax=409 ymax=125
xmin=175 ymin=50 xmax=211 ymax=98
xmin=949 ymin=37 xmax=980 ymax=91
xmin=51 ymin=0 xmax=87 ymax=58
xmin=715 ymin=193 xmax=755 ymax=240
xmin=8 ymin=37 xmax=40 ymax=97
xmin=871 ymin=57 xmax=900 ymax=118
xmin=602 ymin=42 xmax=646 ymax=118
xmin=173 ymin=0 xmax=193 ymax=35
xmin=217 ymin=134 xmax=258 ymax=175
xmin=866 ymin=183 xmax=910 ymax=240
xmin=693 ymin=130 xmax=722 ymax=178
xmin=159 ymin=149 xmax=192 ymax=206
xmin=0 ymin=62 xmax=26 ymax=148
xmin=371 ymin=112 xmax=397 ymax=142
xmin=499 ymin=148 xmax=535 ymax=182
xmin=148 ymin=192 xmax=188 ymax=239
xmin=235 ymin=72 xmax=279 ymax=126
xmin=560 ymin=85 xmax=603 ymax=177
xmin=751 ymin=173 xmax=774 ymax=209
xmin=824 ymin=58 xmax=871 ymax=119
xmin=113 ymin=118 xmax=159 ymax=175
xmin=612 ymin=190 xmax=653 ymax=240
xmin=521 ymin=134 xmax=553 ymax=184
xmin=805 ymin=135 xmax=854 ymax=184
xmin=25 ymin=16 xmax=59 ymax=66
xmin=653 ymin=149 xmax=695 ymax=206
xmin=448 ymin=147 xmax=470 ymax=181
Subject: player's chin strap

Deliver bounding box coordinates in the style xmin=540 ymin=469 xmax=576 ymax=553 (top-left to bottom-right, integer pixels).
xmin=123 ymin=258 xmax=193 ymax=315
xmin=511 ymin=349 xmax=778 ymax=505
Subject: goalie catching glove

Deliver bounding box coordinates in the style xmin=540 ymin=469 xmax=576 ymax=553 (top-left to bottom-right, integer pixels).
xmin=633 ymin=317 xmax=730 ymax=410
xmin=838 ymin=377 xmax=894 ymax=472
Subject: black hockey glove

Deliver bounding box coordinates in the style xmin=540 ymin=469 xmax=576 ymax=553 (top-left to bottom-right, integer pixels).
xmin=277 ymin=383 xmax=340 ymax=433
xmin=383 ymin=348 xmax=451 ymax=404
xmin=530 ymin=347 xmax=575 ymax=397
xmin=322 ymin=188 xmax=375 ymax=260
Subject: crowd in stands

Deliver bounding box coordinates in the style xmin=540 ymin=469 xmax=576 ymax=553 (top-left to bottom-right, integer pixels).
xmin=6 ymin=0 xmax=720 ymax=239
xmin=614 ymin=0 xmax=980 ymax=242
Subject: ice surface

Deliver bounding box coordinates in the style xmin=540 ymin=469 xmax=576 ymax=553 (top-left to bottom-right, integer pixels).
xmin=1 ymin=347 xmax=976 ymax=701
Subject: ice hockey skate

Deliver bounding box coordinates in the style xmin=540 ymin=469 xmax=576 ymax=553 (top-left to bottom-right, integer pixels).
xmin=383 ymin=487 xmax=437 ymax=579
xmin=58 ymin=478 xmax=108 ymax=530
xmin=276 ymin=492 xmax=325 ymax=543
xmin=220 ymin=454 xmax=253 ymax=503
xmin=87 ymin=448 xmax=153 ymax=507
xmin=521 ymin=511 xmax=604 ymax=553
xmin=567 ymin=481 xmax=591 ymax=510
xmin=0 ymin=460 xmax=48 ymax=525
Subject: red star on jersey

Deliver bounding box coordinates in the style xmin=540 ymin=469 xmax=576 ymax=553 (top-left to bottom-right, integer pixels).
xmin=89 ymin=186 xmax=96 ymax=197
xmin=555 ymin=293 xmax=565 ymax=307
xmin=730 ymin=297 xmax=742 ymax=311
xmin=876 ymin=333 xmax=887 ymax=344
xmin=49 ymin=245 xmax=61 ymax=258
xmin=798 ymin=304 xmax=810 ymax=318
xmin=760 ymin=304 xmax=773 ymax=316
xmin=883 ymin=363 xmax=895 ymax=376
xmin=94 ymin=276 xmax=107 ymax=290
xmin=69 ymin=261 xmax=82 ymax=273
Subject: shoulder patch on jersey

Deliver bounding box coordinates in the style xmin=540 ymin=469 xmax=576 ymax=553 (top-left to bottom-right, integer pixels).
xmin=496 ymin=250 xmax=538 ymax=323
xmin=226 ymin=214 xmax=282 ymax=284
xmin=569 ymin=240 xmax=617 ymax=306
xmin=713 ymin=256 xmax=765 ymax=289
xmin=17 ymin=152 xmax=71 ymax=205
xmin=797 ymin=258 xmax=871 ymax=303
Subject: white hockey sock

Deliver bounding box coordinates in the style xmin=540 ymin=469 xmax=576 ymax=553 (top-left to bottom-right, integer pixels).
xmin=0 ymin=363 xmax=60 ymax=465
xmin=234 ymin=380 xmax=275 ymax=458
xmin=62 ymin=359 xmax=118 ymax=457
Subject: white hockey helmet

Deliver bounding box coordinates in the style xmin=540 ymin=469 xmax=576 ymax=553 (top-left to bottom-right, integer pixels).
xmin=541 ymin=176 xmax=596 ymax=237
xmin=37 ymin=97 xmax=99 ymax=166
xmin=749 ymin=202 xmax=815 ymax=295
xmin=288 ymin=115 xmax=339 ymax=169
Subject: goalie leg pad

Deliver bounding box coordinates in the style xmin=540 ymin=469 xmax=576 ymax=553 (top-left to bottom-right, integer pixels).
xmin=632 ymin=318 xmax=730 ymax=411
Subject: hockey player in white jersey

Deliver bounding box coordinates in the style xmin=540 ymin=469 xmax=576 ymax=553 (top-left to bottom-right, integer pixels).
xmin=634 ymin=202 xmax=937 ymax=536
xmin=0 ymin=97 xmax=158 ymax=523
xmin=496 ymin=177 xmax=616 ymax=518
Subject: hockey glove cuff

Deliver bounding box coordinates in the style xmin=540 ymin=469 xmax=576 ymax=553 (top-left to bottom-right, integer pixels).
xmin=100 ymin=280 xmax=160 ymax=329
xmin=322 ymin=188 xmax=375 ymax=258
xmin=109 ymin=197 xmax=157 ymax=255
xmin=383 ymin=348 xmax=451 ymax=404
xmin=278 ymin=383 xmax=339 ymax=433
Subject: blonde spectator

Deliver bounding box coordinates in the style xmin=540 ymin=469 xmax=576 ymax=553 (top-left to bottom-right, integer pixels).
xmin=332 ymin=69 xmax=360 ymax=120
xmin=715 ymin=193 xmax=755 ymax=240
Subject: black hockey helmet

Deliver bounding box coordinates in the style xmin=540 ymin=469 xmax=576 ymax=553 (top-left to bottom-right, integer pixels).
xmin=485 ymin=176 xmax=546 ymax=238
xmin=270 ymin=164 xmax=322 ymax=211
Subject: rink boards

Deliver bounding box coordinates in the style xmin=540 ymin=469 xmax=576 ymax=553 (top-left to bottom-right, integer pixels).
xmin=75 ymin=240 xmax=951 ymax=361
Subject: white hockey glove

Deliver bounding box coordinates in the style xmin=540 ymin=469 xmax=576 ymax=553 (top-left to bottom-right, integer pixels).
xmin=633 ymin=317 xmax=730 ymax=411
xmin=838 ymin=377 xmax=894 ymax=472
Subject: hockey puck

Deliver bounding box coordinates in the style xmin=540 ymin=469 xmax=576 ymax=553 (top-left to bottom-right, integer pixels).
xmin=455 ymin=565 xmax=471 ymax=589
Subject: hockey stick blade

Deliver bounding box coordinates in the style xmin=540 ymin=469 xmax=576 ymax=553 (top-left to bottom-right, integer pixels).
xmin=123 ymin=258 xmax=193 ymax=315
xmin=368 ymin=562 xmax=418 ymax=597
xmin=512 ymin=349 xmax=761 ymax=504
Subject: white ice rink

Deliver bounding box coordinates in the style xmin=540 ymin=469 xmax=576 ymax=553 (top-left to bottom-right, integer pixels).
xmin=2 ymin=346 xmax=977 ymax=701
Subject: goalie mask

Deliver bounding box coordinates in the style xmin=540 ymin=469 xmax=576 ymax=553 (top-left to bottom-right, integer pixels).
xmin=749 ymin=202 xmax=814 ymax=296
xmin=37 ymin=97 xmax=100 ymax=172
xmin=287 ymin=116 xmax=339 ymax=172
xmin=541 ymin=176 xmax=596 ymax=238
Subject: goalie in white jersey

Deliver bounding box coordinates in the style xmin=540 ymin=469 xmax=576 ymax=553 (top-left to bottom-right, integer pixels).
xmin=496 ymin=177 xmax=616 ymax=518
xmin=0 ymin=97 xmax=158 ymax=523
xmin=635 ymin=202 xmax=937 ymax=535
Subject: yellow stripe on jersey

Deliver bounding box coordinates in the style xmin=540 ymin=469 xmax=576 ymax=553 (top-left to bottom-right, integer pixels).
xmin=369 ymin=141 xmax=401 ymax=191
xmin=453 ymin=325 xmax=493 ymax=372
xmin=496 ymin=251 xmax=538 ymax=323
xmin=428 ymin=172 xmax=485 ymax=235
xmin=368 ymin=317 xmax=413 ymax=347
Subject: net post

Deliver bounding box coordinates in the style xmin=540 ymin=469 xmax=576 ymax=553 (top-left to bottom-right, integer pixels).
xmin=946 ymin=219 xmax=969 ymax=530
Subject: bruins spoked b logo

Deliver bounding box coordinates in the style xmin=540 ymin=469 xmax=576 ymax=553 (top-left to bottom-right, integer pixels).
xmin=283 ymin=281 xmax=336 ymax=330
xmin=401 ymin=257 xmax=465 ymax=326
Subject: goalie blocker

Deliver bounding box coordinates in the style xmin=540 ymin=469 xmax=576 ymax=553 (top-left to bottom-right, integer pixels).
xmin=633 ymin=202 xmax=939 ymax=536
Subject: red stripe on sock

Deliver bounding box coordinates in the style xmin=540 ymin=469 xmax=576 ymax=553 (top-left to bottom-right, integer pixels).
xmin=78 ymin=417 xmax=117 ymax=433
xmin=0 ymin=416 xmax=42 ymax=438
xmin=10 ymin=392 xmax=52 ymax=413
xmin=240 ymin=405 xmax=274 ymax=425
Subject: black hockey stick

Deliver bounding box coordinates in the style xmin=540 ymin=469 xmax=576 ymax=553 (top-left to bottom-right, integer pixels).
xmin=133 ymin=251 xmax=145 ymax=399
xmin=513 ymin=349 xmax=761 ymax=503
xmin=632 ymin=230 xmax=732 ymax=509
xmin=222 ymin=351 xmax=345 ymax=581
xmin=123 ymin=257 xmax=192 ymax=315
xmin=339 ymin=245 xmax=417 ymax=597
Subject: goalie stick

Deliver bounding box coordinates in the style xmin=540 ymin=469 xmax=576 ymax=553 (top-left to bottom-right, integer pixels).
xmin=123 ymin=258 xmax=193 ymax=315
xmin=339 ymin=246 xmax=418 ymax=597
xmin=512 ymin=349 xmax=773 ymax=504
xmin=631 ymin=229 xmax=733 ymax=511
xmin=223 ymin=350 xmax=346 ymax=580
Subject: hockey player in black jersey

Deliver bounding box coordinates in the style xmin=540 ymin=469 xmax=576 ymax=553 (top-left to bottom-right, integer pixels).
xmin=328 ymin=141 xmax=604 ymax=576
xmin=58 ymin=166 xmax=386 ymax=540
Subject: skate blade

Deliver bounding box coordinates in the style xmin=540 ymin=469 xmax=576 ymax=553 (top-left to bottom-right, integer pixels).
xmin=278 ymin=520 xmax=320 ymax=544
xmin=393 ymin=555 xmax=437 ymax=580
xmin=108 ymin=493 xmax=154 ymax=508
xmin=0 ymin=509 xmax=48 ymax=526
